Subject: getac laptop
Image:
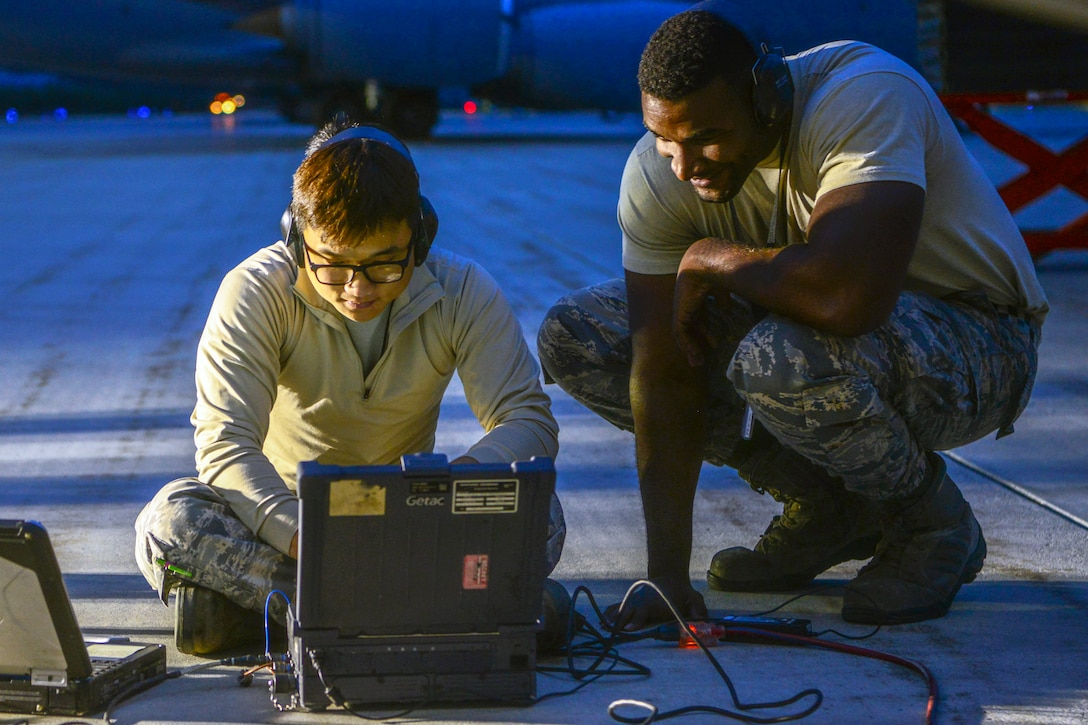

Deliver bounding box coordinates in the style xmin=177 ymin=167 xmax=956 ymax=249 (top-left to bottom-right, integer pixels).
xmin=290 ymin=454 xmax=556 ymax=711
xmin=0 ymin=519 xmax=167 ymax=716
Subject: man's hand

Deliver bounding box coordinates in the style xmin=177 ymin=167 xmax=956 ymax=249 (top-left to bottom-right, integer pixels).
xmin=673 ymin=237 xmax=734 ymax=368
xmin=673 ymin=271 xmax=715 ymax=368
xmin=603 ymin=577 xmax=707 ymax=632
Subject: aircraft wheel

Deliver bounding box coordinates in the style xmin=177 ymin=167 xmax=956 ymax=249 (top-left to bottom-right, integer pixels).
xmin=318 ymin=90 xmax=376 ymax=126
xmin=382 ymin=88 xmax=439 ymax=139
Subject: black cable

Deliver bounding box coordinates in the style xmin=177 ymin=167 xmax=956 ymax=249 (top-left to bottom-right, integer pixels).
xmin=748 ymin=584 xmax=882 ymax=640
xmin=606 ymin=576 xmax=935 ymax=725
xmin=83 ymin=579 xmax=933 ymax=725
xmin=537 ymin=639 xmax=651 ymax=685
xmin=99 ymin=655 xmax=267 ymax=723
xmin=551 ymin=586 xmax=655 ymax=678
xmin=716 ymin=628 xmax=937 ymax=725
xmin=534 ymin=588 xmax=653 ymax=704
xmin=603 ymin=580 xmax=823 ymax=724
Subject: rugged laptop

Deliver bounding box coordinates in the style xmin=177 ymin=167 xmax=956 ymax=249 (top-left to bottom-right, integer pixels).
xmin=0 ymin=519 xmax=167 ymax=715
xmin=289 ymin=454 xmax=555 ymax=710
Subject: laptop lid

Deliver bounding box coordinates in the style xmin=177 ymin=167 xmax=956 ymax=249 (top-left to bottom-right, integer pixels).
xmin=0 ymin=519 xmax=93 ymax=684
xmin=1 ymin=519 xmax=167 ymax=717
xmin=294 ymin=454 xmax=556 ymax=638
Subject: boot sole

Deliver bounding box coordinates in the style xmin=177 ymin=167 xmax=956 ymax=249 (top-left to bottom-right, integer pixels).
xmin=174 ymin=586 xmax=197 ymax=655
xmin=707 ymin=532 xmax=882 ymax=592
xmin=174 ymin=585 xmax=274 ymax=656
xmin=842 ymin=526 xmax=988 ymax=625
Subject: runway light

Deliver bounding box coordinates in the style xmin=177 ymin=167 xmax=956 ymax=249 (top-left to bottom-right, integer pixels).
xmin=5 ymin=108 xmax=17 ymax=124
xmin=210 ymin=92 xmax=244 ymax=115
xmin=463 ymin=100 xmax=478 ymax=115
xmin=53 ymin=108 xmax=68 ymax=121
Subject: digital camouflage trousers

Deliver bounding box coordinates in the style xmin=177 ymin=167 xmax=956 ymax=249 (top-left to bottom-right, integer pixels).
xmin=135 ymin=478 xmax=566 ymax=622
xmin=537 ymin=279 xmax=1041 ymax=501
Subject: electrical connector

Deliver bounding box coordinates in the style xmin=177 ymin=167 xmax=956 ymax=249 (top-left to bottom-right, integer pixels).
xmin=652 ymin=621 xmax=724 ymax=647
xmin=653 ymin=615 xmax=814 ymax=647
xmin=679 ymin=621 xmax=726 ymax=648
xmin=717 ymin=615 xmax=813 ymax=637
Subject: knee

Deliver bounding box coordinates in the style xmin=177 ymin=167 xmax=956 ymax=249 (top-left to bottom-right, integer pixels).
xmin=536 ymin=298 xmax=578 ymax=383
xmin=135 ymin=478 xmax=218 ymax=548
xmin=729 ymin=316 xmax=836 ymax=400
xmin=536 ymin=280 xmax=628 ymax=386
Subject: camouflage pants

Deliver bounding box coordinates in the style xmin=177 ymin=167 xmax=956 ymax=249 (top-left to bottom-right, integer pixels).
xmin=134 ymin=478 xmax=297 ymax=623
xmin=537 ymin=279 xmax=1041 ymax=500
xmin=134 ymin=478 xmax=567 ymax=622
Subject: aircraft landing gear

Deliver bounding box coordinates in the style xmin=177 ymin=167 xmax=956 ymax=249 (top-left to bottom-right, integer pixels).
xmin=283 ymin=83 xmax=439 ymax=139
xmin=381 ymin=88 xmax=440 ymax=140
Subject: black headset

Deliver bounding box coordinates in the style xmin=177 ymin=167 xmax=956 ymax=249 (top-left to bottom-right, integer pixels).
xmin=282 ymin=125 xmax=438 ymax=268
xmin=692 ymin=0 xmax=795 ymax=128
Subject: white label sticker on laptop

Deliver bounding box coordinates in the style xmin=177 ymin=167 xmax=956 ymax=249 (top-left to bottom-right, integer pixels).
xmin=329 ymin=479 xmax=386 ymax=516
xmin=452 ymin=479 xmax=519 ymax=514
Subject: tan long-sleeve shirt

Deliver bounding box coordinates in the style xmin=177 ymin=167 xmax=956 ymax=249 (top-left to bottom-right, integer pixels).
xmin=192 ymin=242 xmax=558 ymax=555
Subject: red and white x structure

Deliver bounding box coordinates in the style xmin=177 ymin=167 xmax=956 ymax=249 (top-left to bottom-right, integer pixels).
xmin=942 ymin=91 xmax=1088 ymax=258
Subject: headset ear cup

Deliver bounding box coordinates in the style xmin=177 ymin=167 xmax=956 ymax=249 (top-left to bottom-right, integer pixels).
xmin=751 ymin=49 xmax=793 ymax=127
xmin=281 ymin=208 xmax=307 ymax=265
xmin=414 ymin=196 xmax=439 ymax=265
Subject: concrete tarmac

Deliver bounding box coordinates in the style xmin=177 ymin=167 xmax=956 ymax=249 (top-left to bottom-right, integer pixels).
xmin=1 ymin=108 xmax=1086 ymax=724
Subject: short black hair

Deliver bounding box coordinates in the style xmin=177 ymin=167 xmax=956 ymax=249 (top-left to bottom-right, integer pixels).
xmin=637 ymin=9 xmax=758 ymax=101
xmin=291 ymin=116 xmax=420 ymax=248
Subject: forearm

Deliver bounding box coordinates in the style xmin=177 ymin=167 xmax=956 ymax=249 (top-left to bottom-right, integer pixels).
xmin=465 ymin=407 xmax=559 ymax=463
xmin=457 ymin=265 xmax=561 ymax=463
xmin=195 ymin=433 xmax=298 ymax=555
xmin=630 ymin=356 xmax=708 ymax=583
xmin=680 ymin=183 xmax=924 ymax=336
xmin=679 ymin=239 xmax=818 ymax=325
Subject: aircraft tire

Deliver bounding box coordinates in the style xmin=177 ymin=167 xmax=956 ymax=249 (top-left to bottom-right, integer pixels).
xmin=382 ymin=88 xmax=439 ymax=139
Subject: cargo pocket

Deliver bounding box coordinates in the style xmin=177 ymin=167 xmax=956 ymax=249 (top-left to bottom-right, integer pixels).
xmin=798 ymin=375 xmax=910 ymax=494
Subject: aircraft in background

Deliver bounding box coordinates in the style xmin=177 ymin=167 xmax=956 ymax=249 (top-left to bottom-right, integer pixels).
xmin=1 ymin=0 xmax=1081 ymax=137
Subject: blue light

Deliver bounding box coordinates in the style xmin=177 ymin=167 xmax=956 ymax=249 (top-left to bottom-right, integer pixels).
xmin=5 ymin=108 xmax=17 ymax=124
xmin=54 ymin=107 xmax=68 ymax=121
xmin=137 ymin=106 xmax=151 ymax=119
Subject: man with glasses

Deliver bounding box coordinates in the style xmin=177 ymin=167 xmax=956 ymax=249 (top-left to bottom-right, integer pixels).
xmin=134 ymin=117 xmax=566 ymax=656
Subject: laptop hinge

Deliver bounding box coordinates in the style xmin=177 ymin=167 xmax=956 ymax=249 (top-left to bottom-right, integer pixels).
xmin=31 ymin=669 xmax=69 ymax=687
xmin=400 ymin=452 xmax=451 ymax=478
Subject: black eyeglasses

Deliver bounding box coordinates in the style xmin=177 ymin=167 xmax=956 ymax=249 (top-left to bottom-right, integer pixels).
xmin=303 ymin=242 xmax=413 ymax=285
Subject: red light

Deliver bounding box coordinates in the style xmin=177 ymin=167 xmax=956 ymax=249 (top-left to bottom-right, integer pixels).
xmin=679 ymin=622 xmax=724 ymax=648
xmin=463 ymin=100 xmax=478 ymax=115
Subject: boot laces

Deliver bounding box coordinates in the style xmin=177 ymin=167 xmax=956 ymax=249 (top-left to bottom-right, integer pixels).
xmin=755 ymin=493 xmax=821 ymax=552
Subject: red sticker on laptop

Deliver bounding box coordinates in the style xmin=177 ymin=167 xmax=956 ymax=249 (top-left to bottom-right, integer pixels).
xmin=463 ymin=554 xmax=489 ymax=589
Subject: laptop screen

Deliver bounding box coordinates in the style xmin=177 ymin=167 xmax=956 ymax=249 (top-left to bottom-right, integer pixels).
xmin=294 ymin=454 xmax=556 ymax=639
xmin=0 ymin=557 xmax=67 ymax=675
xmin=0 ymin=520 xmax=93 ymax=681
